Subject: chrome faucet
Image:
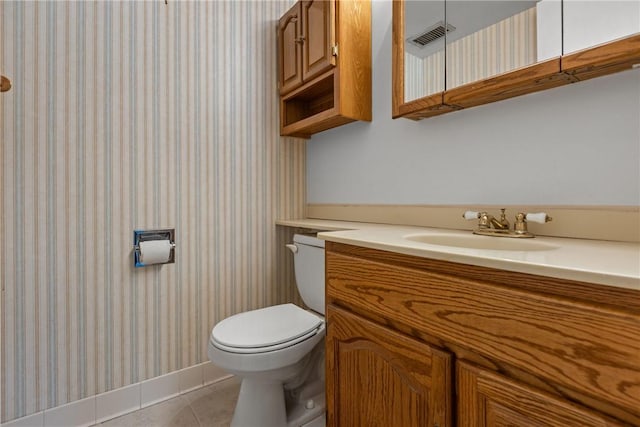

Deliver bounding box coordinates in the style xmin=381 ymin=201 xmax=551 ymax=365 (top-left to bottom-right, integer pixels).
xmin=463 ymin=208 xmax=552 ymax=238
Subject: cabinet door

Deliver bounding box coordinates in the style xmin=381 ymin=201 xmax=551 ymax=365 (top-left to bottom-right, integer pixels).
xmin=326 ymin=305 xmax=452 ymax=427
xmin=278 ymin=3 xmax=303 ymax=95
xmin=301 ymin=0 xmax=335 ymax=82
xmin=457 ymin=362 xmax=625 ymax=427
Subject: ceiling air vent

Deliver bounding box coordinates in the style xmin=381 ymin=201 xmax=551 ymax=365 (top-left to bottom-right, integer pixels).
xmin=407 ymin=21 xmax=456 ymax=48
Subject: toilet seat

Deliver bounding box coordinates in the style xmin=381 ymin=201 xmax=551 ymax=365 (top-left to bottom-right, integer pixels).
xmin=211 ymin=304 xmax=324 ymax=354
xmin=212 ymin=326 xmax=322 ymax=354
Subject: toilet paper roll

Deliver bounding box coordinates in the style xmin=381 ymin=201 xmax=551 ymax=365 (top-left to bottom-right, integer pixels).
xmin=139 ymin=240 xmax=172 ymax=265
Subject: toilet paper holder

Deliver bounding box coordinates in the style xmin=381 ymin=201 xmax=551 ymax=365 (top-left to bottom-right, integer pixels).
xmin=133 ymin=229 xmax=176 ymax=267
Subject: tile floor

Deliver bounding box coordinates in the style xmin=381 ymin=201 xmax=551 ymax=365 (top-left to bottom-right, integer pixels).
xmin=98 ymin=377 xmax=241 ymax=427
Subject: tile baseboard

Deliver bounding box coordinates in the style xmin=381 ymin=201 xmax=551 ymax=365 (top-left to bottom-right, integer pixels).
xmin=1 ymin=362 xmax=231 ymax=427
xmin=44 ymin=396 xmax=95 ymax=427
xmin=140 ymin=371 xmax=180 ymax=409
xmin=95 ymin=384 xmax=140 ymax=424
xmin=0 ymin=412 xmax=44 ymax=427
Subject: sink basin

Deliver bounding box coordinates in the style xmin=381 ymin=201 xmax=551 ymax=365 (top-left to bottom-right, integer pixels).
xmin=404 ymin=233 xmax=557 ymax=252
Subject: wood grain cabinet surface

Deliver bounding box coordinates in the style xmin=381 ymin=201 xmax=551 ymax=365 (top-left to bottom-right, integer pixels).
xmin=326 ymin=304 xmax=452 ymax=427
xmin=325 ymin=242 xmax=640 ymax=426
xmin=278 ymin=1 xmax=334 ymax=96
xmin=277 ymin=0 xmax=371 ymax=139
xmin=278 ymin=3 xmax=303 ymax=95
xmin=457 ymin=362 xmax=625 ymax=427
xmin=301 ymin=0 xmax=335 ymax=84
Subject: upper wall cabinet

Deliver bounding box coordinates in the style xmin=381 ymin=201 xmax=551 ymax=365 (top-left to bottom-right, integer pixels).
xmin=279 ymin=4 xmax=304 ymax=95
xmin=278 ymin=0 xmax=372 ymax=139
xmin=393 ymin=0 xmax=640 ymax=120
xmin=278 ymin=1 xmax=335 ymax=95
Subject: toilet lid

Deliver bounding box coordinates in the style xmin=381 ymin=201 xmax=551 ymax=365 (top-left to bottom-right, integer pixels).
xmin=211 ymin=304 xmax=323 ymax=350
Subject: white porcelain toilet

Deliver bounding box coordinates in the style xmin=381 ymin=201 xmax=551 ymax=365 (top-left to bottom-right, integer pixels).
xmin=208 ymin=234 xmax=326 ymax=427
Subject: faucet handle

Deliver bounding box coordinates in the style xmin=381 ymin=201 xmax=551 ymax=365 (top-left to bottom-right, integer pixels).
xmin=525 ymin=212 xmax=553 ymax=224
xmin=462 ymin=210 xmax=480 ymax=220
xmin=514 ymin=212 xmax=552 ymax=236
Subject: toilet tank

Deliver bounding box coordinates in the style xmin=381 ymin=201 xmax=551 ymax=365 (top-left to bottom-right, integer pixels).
xmin=291 ymin=234 xmax=325 ymax=315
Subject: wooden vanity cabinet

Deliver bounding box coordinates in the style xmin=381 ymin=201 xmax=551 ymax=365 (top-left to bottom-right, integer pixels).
xmin=277 ymin=0 xmax=371 ymax=138
xmin=326 ymin=304 xmax=452 ymax=427
xmin=457 ymin=362 xmax=624 ymax=426
xmin=325 ymin=242 xmax=640 ymax=426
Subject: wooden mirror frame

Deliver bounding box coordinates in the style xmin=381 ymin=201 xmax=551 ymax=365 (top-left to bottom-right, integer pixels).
xmin=392 ymin=0 xmax=457 ymax=120
xmin=392 ymin=0 xmax=640 ymax=121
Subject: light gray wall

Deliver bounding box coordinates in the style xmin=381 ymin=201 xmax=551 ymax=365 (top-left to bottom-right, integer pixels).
xmin=307 ymin=0 xmax=640 ymax=206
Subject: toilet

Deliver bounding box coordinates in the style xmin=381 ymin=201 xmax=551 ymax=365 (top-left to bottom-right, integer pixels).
xmin=208 ymin=234 xmax=326 ymax=427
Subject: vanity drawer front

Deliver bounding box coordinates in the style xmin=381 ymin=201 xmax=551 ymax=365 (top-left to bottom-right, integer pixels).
xmin=326 ymin=248 xmax=640 ymax=420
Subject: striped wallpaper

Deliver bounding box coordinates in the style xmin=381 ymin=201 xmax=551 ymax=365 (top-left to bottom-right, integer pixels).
xmin=0 ymin=0 xmax=303 ymax=423
xmin=404 ymin=49 xmax=444 ymax=102
xmin=405 ymin=7 xmax=536 ymax=101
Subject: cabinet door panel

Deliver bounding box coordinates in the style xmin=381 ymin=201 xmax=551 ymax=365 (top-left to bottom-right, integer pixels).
xmin=278 ymin=3 xmax=303 ymax=95
xmin=302 ymin=0 xmax=335 ymax=82
xmin=326 ymin=305 xmax=451 ymax=427
xmin=457 ymin=362 xmax=625 ymax=427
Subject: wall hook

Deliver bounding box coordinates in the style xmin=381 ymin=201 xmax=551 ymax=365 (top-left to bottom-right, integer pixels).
xmin=1 ymin=75 xmax=11 ymax=93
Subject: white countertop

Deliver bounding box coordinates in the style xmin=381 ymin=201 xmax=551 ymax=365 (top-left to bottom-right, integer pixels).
xmin=277 ymin=219 xmax=640 ymax=290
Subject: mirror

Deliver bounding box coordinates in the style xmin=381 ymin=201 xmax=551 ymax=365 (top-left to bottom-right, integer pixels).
xmin=402 ymin=0 xmax=562 ymax=98
xmin=563 ymin=0 xmax=640 ymax=54
xmin=403 ymin=1 xmax=446 ymax=102
xmin=395 ymin=0 xmax=640 ymax=119
xmin=445 ymin=0 xmax=561 ymax=89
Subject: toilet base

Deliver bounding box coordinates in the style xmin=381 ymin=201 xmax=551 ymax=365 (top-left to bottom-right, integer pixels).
xmin=232 ymin=379 xmax=287 ymax=427
xmin=230 ymin=378 xmax=326 ymax=427
xmin=286 ymin=388 xmax=325 ymax=427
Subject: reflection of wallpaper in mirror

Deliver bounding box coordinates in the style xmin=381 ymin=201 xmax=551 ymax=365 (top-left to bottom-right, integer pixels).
xmin=405 ymin=51 xmax=444 ymax=101
xmin=404 ymin=7 xmax=536 ymax=100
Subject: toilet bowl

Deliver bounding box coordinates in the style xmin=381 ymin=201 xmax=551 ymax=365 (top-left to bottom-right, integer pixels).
xmin=208 ymin=234 xmax=326 ymax=427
